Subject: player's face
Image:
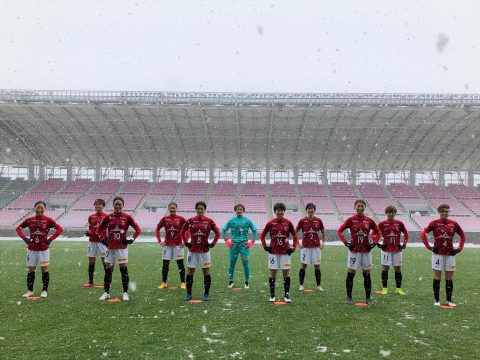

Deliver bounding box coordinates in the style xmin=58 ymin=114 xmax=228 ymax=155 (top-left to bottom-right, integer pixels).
xmin=113 ymin=200 xmax=123 ymax=213
xmin=169 ymin=204 xmax=177 ymax=215
xmin=439 ymin=209 xmax=449 ymax=219
xmin=274 ymin=208 xmax=285 ymax=219
xmin=306 ymin=207 xmax=315 ymax=217
xmin=386 ymin=211 xmax=396 ymax=220
xmin=196 ymin=205 xmax=206 ymax=217
xmin=34 ymin=203 xmax=45 ymax=216
xmin=355 ymin=203 xmax=365 ymax=215
xmin=95 ymin=203 xmax=104 ymax=212
xmin=235 ymin=207 xmax=244 ymax=216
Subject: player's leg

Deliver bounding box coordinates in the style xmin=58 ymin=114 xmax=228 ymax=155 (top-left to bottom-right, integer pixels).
xmin=363 ymin=269 xmax=372 ymax=304
xmin=313 ymin=248 xmax=322 ymax=291
xmin=39 ymin=250 xmax=50 ymax=297
xmin=299 ymin=248 xmax=307 ymax=290
xmin=282 ymin=268 xmax=291 ymax=303
xmin=445 ymin=270 xmax=455 ymax=306
xmin=381 ymin=265 xmax=390 ymax=294
xmin=432 ymin=270 xmax=442 ymax=305
xmin=177 ymin=259 xmax=186 ymax=288
xmin=269 ymin=268 xmax=277 ymax=301
xmin=24 ymin=249 xmax=37 ymax=297
xmin=394 ymin=265 xmax=406 ymax=295
xmin=159 ymin=246 xmax=171 ymax=288
xmin=202 ymin=267 xmax=211 ymax=301
xmin=185 ymin=252 xmax=195 ymax=300
xmin=100 ymin=249 xmax=114 ymax=300
xmin=346 ymin=251 xmax=358 ymax=304
xmin=119 ymin=263 xmax=130 ymax=300
xmin=239 ymin=244 xmax=251 ymax=288
xmin=228 ymin=244 xmax=240 ymax=287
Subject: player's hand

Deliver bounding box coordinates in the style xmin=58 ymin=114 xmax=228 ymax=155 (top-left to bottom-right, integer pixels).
xmin=432 ymin=247 xmax=439 ymax=254
xmin=204 ymin=243 xmax=214 ymax=249
xmin=287 ymin=248 xmax=294 ymax=256
xmin=245 ymin=240 xmax=254 ymax=249
xmin=264 ymin=246 xmax=272 ymax=254
xmin=224 ymin=239 xmax=234 ymax=248
xmin=23 ymin=237 xmax=30 ymax=244
xmin=400 ymin=244 xmax=406 ymax=250
xmin=319 ymin=243 xmax=324 ymax=250
xmin=378 ymin=243 xmax=385 ymax=250
xmin=345 ymin=242 xmax=354 ymax=251
xmin=46 ymin=239 xmax=52 ymax=245
xmin=366 ymin=243 xmax=376 ymax=251
xmin=184 ymin=242 xmax=192 ymax=248
xmin=160 ymin=241 xmax=166 ymax=246
xmin=122 ymin=239 xmax=135 ymax=245
xmin=451 ymin=249 xmax=460 ymax=256
xmin=101 ymin=238 xmax=109 ymax=247
xmin=84 ymin=231 xmax=91 ymax=237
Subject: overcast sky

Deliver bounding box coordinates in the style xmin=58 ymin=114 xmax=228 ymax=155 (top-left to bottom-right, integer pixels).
xmin=1 ymin=0 xmax=479 ymax=93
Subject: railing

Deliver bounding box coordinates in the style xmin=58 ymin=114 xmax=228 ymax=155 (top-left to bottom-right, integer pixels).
xmin=1 ymin=89 xmax=480 ymax=107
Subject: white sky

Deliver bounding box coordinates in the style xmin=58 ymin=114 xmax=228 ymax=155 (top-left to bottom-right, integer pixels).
xmin=1 ymin=0 xmax=479 ymax=93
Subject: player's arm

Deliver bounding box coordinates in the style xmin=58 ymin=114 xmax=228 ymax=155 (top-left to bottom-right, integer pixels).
xmin=129 ymin=216 xmax=142 ymax=240
xmin=401 ymin=223 xmax=409 ymax=248
xmin=210 ymin=220 xmax=221 ymax=247
xmin=181 ymin=221 xmax=191 ymax=245
xmin=370 ymin=223 xmax=381 ymax=244
xmin=336 ymin=220 xmax=349 ymax=244
xmin=249 ymin=219 xmax=258 ymax=241
xmin=16 ymin=220 xmax=29 ymax=243
xmin=85 ymin=215 xmax=92 ymax=237
xmin=455 ymin=224 xmax=467 ymax=253
xmin=320 ymin=225 xmax=326 ymax=249
xmin=420 ymin=227 xmax=432 ymax=250
xmin=97 ymin=216 xmax=109 ymax=240
xmin=289 ymin=222 xmax=298 ymax=251
xmin=221 ymin=219 xmax=231 ymax=238
xmin=46 ymin=219 xmax=63 ymax=245
xmin=155 ymin=219 xmax=164 ymax=244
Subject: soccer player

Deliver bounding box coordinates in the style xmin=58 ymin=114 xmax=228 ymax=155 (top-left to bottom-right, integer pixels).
xmin=156 ymin=202 xmax=187 ymax=289
xmin=84 ymin=199 xmax=108 ymax=287
xmin=97 ymin=196 xmax=141 ymax=301
xmin=221 ymin=203 xmax=258 ymax=289
xmin=377 ymin=205 xmax=409 ymax=295
xmin=337 ymin=199 xmax=380 ymax=306
xmin=260 ymin=202 xmax=298 ymax=303
xmin=16 ymin=201 xmax=63 ymax=298
xmin=420 ymin=204 xmax=466 ymax=307
xmin=296 ymin=203 xmax=325 ymax=291
xmin=181 ymin=201 xmax=220 ymax=302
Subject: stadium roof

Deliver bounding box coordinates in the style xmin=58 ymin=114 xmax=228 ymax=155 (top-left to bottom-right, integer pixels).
xmin=1 ymin=89 xmax=480 ymax=172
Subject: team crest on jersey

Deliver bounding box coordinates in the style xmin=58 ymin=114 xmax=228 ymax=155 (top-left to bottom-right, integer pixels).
xmin=32 ymin=230 xmax=43 ymax=235
xmin=168 ymin=226 xmax=177 ymax=232
xmin=194 ymin=230 xmax=205 ymax=237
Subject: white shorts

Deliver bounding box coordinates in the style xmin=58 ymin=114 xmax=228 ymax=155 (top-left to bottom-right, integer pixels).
xmin=300 ymin=247 xmax=321 ymax=265
xmin=186 ymin=251 xmax=211 ymax=269
xmin=380 ymin=250 xmax=403 ymax=267
xmin=347 ymin=251 xmax=373 ymax=271
xmin=268 ymin=254 xmax=292 ymax=270
xmin=27 ymin=249 xmax=50 ymax=267
xmin=432 ymin=254 xmax=456 ymax=272
xmin=105 ymin=249 xmax=128 ymax=265
xmin=163 ymin=245 xmax=185 ymax=261
xmin=87 ymin=241 xmax=107 ymax=258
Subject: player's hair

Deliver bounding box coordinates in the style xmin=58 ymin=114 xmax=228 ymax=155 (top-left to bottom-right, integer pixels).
xmin=112 ymin=196 xmax=124 ymax=205
xmin=437 ymin=204 xmax=450 ymax=212
xmin=94 ymin=198 xmax=106 ymax=207
xmin=195 ymin=201 xmax=207 ymax=210
xmin=34 ymin=201 xmax=46 ymax=208
xmin=273 ymin=202 xmax=286 ymax=212
xmin=234 ymin=203 xmax=245 ymax=211
xmin=354 ymin=199 xmax=366 ymax=207
xmin=385 ymin=205 xmax=397 ymax=214
xmin=305 ymin=203 xmax=316 ymax=211
xmin=168 ymin=202 xmax=177 ymax=208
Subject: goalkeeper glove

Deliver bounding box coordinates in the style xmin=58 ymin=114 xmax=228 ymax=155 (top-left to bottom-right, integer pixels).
xmin=245 ymin=240 xmax=254 ymax=249
xmin=224 ymin=239 xmax=234 ymax=248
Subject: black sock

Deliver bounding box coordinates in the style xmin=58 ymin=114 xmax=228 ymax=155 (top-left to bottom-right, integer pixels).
xmin=284 ymin=277 xmax=291 ymax=297
xmin=162 ymin=260 xmax=170 ymax=283
xmin=88 ymin=263 xmax=95 ymax=284
xmin=269 ymin=277 xmax=276 ymax=297
xmin=446 ymin=280 xmax=453 ymax=302
xmin=395 ymin=271 xmax=402 ymax=289
xmin=120 ymin=267 xmax=129 ymax=293
xmin=363 ymin=272 xmax=372 ymax=299
xmin=204 ymin=274 xmax=212 ymax=295
xmin=42 ymin=272 xmax=50 ymax=291
xmin=314 ymin=269 xmax=321 ymax=286
xmin=177 ymin=260 xmax=185 ymax=283
xmin=381 ymin=270 xmax=388 ymax=288
xmin=104 ymin=268 xmax=113 ymax=293
xmin=346 ymin=272 xmax=355 ymax=298
xmin=27 ymin=272 xmax=35 ymax=291
xmin=186 ymin=274 xmax=194 ymax=295
xmin=433 ymin=279 xmax=440 ymax=302
xmin=299 ymin=269 xmax=306 ymax=285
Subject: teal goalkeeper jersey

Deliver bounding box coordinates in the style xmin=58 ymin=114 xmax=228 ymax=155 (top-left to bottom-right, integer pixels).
xmin=221 ymin=216 xmax=258 ymax=242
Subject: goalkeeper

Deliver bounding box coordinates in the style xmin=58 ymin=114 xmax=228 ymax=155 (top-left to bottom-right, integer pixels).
xmin=221 ymin=204 xmax=258 ymax=289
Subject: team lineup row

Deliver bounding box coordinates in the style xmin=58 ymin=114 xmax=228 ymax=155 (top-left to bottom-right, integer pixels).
xmin=15 ymin=197 xmax=466 ymax=306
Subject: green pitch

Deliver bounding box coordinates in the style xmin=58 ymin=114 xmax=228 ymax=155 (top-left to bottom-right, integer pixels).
xmin=0 ymin=241 xmax=478 ymax=360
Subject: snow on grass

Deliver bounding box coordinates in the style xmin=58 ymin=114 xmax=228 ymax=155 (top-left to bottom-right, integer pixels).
xmin=379 ymin=349 xmax=391 ymax=357
xmin=128 ymin=281 xmax=137 ymax=292
xmin=201 ymin=325 xmax=207 ymax=333
xmin=316 ymin=346 xmax=327 ymax=353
